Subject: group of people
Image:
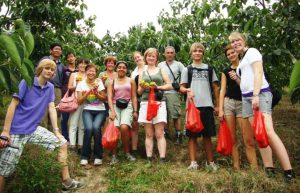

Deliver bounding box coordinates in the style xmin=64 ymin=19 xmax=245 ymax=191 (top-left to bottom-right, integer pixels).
xmin=0 ymin=31 xmax=295 ymax=192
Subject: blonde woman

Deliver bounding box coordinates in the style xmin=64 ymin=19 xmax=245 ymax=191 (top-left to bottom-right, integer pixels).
xmin=137 ymin=48 xmax=172 ymax=164
xmin=229 ymin=31 xmax=295 ymax=181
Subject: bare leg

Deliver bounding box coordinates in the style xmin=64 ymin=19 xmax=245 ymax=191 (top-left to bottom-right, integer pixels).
xmin=225 ymin=115 xmax=240 ymax=170
xmin=120 ymin=124 xmax=130 ymax=153
xmin=249 ymin=116 xmax=274 ymax=168
xmin=188 ymin=138 xmax=197 ymax=161
xmin=0 ymin=176 xmax=5 ymax=193
xmin=131 ymin=120 xmax=139 ymax=151
xmin=154 ymin=122 xmax=166 ymax=158
xmin=203 ymin=137 xmax=214 ymax=162
xmin=238 ymin=117 xmax=258 ymax=169
xmin=144 ymin=123 xmax=154 ymax=157
xmin=58 ymin=143 xmax=71 ymax=181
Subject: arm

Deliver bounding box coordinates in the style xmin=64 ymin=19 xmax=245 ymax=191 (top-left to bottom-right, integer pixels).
xmin=252 ymin=60 xmax=264 ymax=109
xmin=0 ymin=98 xmax=19 ymax=147
xmin=107 ymin=79 xmax=116 ymax=120
xmin=68 ymin=73 xmax=76 ymax=91
xmin=77 ymin=90 xmax=90 ymax=105
xmin=157 ymin=69 xmax=172 ymax=91
xmin=218 ymin=73 xmax=227 ymax=119
xmin=228 ymin=70 xmax=241 ymax=85
xmin=180 ymin=83 xmax=194 ymax=99
xmin=213 ymin=81 xmax=220 ymax=115
xmin=137 ymin=72 xmax=146 ymax=96
xmin=131 ymin=79 xmax=138 ymax=120
xmin=48 ymin=102 xmax=64 ymax=140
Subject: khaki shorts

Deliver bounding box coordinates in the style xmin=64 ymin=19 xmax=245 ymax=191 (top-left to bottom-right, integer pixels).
xmin=111 ymin=103 xmax=133 ymax=128
xmin=224 ymin=97 xmax=243 ymax=117
xmin=165 ymin=93 xmax=182 ymax=119
xmin=138 ymin=101 xmax=167 ymax=124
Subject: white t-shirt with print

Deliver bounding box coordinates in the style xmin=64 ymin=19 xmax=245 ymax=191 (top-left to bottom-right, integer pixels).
xmin=180 ymin=63 xmax=218 ymax=108
xmin=236 ymin=48 xmax=269 ymax=94
xmin=76 ymin=79 xmax=106 ymax=111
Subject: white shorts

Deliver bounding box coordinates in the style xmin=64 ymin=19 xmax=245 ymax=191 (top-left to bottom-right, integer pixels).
xmin=138 ymin=101 xmax=167 ymax=124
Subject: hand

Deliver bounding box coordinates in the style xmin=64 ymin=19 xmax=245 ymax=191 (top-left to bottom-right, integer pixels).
xmin=133 ymin=111 xmax=138 ymax=121
xmin=228 ymin=70 xmax=238 ymax=81
xmin=214 ymin=106 xmax=219 ymax=116
xmin=187 ymin=89 xmax=194 ymax=99
xmin=0 ymin=131 xmax=10 ymax=149
xmin=218 ymin=110 xmax=224 ymax=121
xmin=109 ymin=111 xmax=117 ymax=121
xmin=252 ymin=96 xmax=260 ymax=111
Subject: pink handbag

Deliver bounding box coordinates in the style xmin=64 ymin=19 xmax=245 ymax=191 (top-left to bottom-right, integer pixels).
xmin=58 ymin=89 xmax=78 ymax=113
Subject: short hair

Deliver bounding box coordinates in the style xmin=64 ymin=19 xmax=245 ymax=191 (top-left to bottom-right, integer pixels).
xmin=189 ymin=42 xmax=205 ymax=55
xmin=77 ymin=58 xmax=90 ymax=66
xmin=50 ymin=43 xmax=62 ymax=50
xmin=36 ymin=59 xmax=56 ymax=76
xmin=104 ymin=55 xmax=117 ymax=66
xmin=144 ymin=48 xmax=159 ymax=64
xmin=164 ymin=46 xmax=175 ymax=53
xmin=65 ymin=51 xmax=75 ymax=59
xmin=85 ymin=63 xmax=98 ymax=73
xmin=224 ymin=44 xmax=234 ymax=57
xmin=116 ymin=61 xmax=128 ymax=68
xmin=228 ymin=31 xmax=247 ymax=46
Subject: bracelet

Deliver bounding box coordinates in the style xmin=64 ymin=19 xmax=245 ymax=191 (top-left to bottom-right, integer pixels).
xmin=53 ymin=128 xmax=59 ymax=132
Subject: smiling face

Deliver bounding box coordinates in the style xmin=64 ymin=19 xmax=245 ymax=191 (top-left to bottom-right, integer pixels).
xmin=116 ymin=63 xmax=127 ymax=78
xmin=164 ymin=47 xmax=175 ymax=62
xmin=41 ymin=66 xmax=56 ymax=80
xmin=191 ymin=48 xmax=204 ymax=62
xmin=133 ymin=52 xmax=144 ymax=65
xmin=50 ymin=46 xmax=62 ymax=59
xmin=226 ymin=48 xmax=239 ymax=63
xmin=78 ymin=62 xmax=87 ymax=73
xmin=86 ymin=66 xmax=97 ymax=81
xmin=144 ymin=48 xmax=159 ymax=66
xmin=66 ymin=53 xmax=76 ymax=65
xmin=229 ymin=32 xmax=247 ymax=54
xmin=106 ymin=60 xmax=115 ymax=72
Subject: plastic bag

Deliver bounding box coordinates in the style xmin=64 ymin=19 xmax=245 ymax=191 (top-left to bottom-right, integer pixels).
xmin=216 ymin=120 xmax=233 ymax=156
xmin=185 ymin=100 xmax=204 ymax=132
xmin=102 ymin=121 xmax=119 ymax=150
xmin=253 ymin=109 xmax=269 ymax=148
xmin=146 ymin=87 xmax=160 ymax=121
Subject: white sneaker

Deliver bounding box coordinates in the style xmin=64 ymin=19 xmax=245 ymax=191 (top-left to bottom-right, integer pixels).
xmin=187 ymin=161 xmax=199 ymax=170
xmin=80 ymin=159 xmax=88 ymax=166
xmin=126 ymin=153 xmax=136 ymax=161
xmin=205 ymin=161 xmax=219 ymax=172
xmin=94 ymin=158 xmax=103 ymax=166
xmin=110 ymin=155 xmax=118 ymax=165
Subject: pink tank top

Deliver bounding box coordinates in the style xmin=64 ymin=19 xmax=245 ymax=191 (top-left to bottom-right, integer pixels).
xmin=113 ymin=78 xmax=131 ymax=103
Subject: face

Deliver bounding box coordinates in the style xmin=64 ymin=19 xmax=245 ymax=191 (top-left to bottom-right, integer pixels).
xmin=133 ymin=53 xmax=144 ymax=65
xmin=164 ymin=48 xmax=175 ymax=62
xmin=78 ymin=62 xmax=87 ymax=72
xmin=191 ymin=48 xmax=204 ymax=61
xmin=50 ymin=46 xmax=62 ymax=58
xmin=226 ymin=49 xmax=239 ymax=63
xmin=106 ymin=60 xmax=115 ymax=71
xmin=116 ymin=63 xmax=127 ymax=77
xmin=86 ymin=67 xmax=96 ymax=80
xmin=146 ymin=53 xmax=158 ymax=65
xmin=41 ymin=66 xmax=56 ymax=80
xmin=66 ymin=54 xmax=76 ymax=64
xmin=230 ymin=38 xmax=245 ymax=54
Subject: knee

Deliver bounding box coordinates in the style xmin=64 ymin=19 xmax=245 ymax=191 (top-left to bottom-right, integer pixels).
xmin=244 ymin=138 xmax=255 ymax=148
xmin=155 ymin=132 xmax=164 ymax=140
xmin=145 ymin=133 xmax=153 ymax=139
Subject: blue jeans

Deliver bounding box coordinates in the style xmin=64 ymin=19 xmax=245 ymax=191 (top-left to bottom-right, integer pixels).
xmin=61 ymin=112 xmax=70 ymax=141
xmin=81 ymin=110 xmax=106 ymax=160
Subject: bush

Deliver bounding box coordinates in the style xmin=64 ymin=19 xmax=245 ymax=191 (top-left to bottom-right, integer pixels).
xmin=5 ymin=144 xmax=61 ymax=193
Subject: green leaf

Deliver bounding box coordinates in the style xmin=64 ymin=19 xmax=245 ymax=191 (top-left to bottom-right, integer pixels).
xmin=289 ymin=60 xmax=300 ymax=94
xmin=290 ymin=86 xmax=300 ymax=104
xmin=0 ymin=68 xmax=9 ymax=90
xmin=0 ymin=34 xmax=22 ymax=68
xmin=24 ymin=32 xmax=34 ymax=58
xmin=20 ymin=64 xmax=33 ymax=88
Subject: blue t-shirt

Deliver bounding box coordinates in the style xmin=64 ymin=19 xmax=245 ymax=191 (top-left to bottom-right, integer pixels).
xmin=10 ymin=77 xmax=55 ymax=134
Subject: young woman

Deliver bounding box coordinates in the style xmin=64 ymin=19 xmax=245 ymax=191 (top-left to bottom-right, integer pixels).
xmin=76 ymin=64 xmax=107 ymax=166
xmin=219 ymin=45 xmax=258 ymax=170
xmin=107 ymin=61 xmax=138 ymax=164
xmin=137 ymin=48 xmax=172 ymax=163
xmin=130 ymin=51 xmax=147 ymax=155
xmin=229 ymin=32 xmax=295 ymax=180
xmin=68 ymin=58 xmax=89 ymax=152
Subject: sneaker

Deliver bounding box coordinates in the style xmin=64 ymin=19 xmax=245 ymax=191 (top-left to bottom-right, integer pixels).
xmin=94 ymin=158 xmax=103 ymax=166
xmin=110 ymin=155 xmax=118 ymax=165
xmin=159 ymin=157 xmax=167 ymax=164
xmin=175 ymin=131 xmax=182 ymax=144
xmin=80 ymin=159 xmax=88 ymax=166
xmin=187 ymin=161 xmax=199 ymax=170
xmin=126 ymin=153 xmax=136 ymax=161
xmin=164 ymin=128 xmax=170 ymax=139
xmin=205 ymin=161 xmax=219 ymax=172
xmin=284 ymin=170 xmax=296 ymax=182
xmin=62 ymin=179 xmax=84 ymax=191
xmin=145 ymin=157 xmax=152 ymax=168
xmin=265 ymin=167 xmax=276 ymax=178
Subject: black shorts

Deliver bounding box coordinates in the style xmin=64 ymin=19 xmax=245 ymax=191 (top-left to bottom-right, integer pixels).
xmin=186 ymin=107 xmax=216 ymax=138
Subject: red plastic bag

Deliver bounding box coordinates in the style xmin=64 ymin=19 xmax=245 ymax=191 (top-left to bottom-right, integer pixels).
xmin=216 ymin=120 xmax=233 ymax=156
xmin=146 ymin=87 xmax=160 ymax=121
xmin=253 ymin=109 xmax=269 ymax=148
xmin=186 ymin=100 xmax=204 ymax=132
xmin=102 ymin=121 xmax=119 ymax=150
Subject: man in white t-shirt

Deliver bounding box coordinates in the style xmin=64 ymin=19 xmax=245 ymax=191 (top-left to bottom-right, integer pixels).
xmin=158 ymin=46 xmax=185 ymax=144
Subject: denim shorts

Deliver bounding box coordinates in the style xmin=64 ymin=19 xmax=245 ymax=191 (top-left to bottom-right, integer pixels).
xmin=242 ymin=91 xmax=272 ymax=118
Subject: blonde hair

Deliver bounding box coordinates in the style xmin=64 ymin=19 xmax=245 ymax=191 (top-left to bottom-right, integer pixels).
xmin=189 ymin=42 xmax=205 ymax=55
xmin=144 ymin=48 xmax=159 ymax=65
xmin=36 ymin=59 xmax=56 ymax=76
xmin=228 ymin=31 xmax=247 ymax=46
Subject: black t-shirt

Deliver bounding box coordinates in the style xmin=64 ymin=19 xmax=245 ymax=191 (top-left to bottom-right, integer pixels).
xmin=62 ymin=67 xmax=78 ymax=96
xmin=223 ymin=67 xmax=242 ymax=101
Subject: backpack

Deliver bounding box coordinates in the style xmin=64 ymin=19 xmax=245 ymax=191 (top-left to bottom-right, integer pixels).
xmin=185 ymin=65 xmax=215 ymax=102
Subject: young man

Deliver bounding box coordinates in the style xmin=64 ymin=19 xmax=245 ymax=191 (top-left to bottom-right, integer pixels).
xmin=41 ymin=43 xmax=65 ymax=130
xmin=0 ymin=59 xmax=83 ymax=192
xmin=180 ymin=42 xmax=220 ymax=170
xmin=61 ymin=52 xmax=78 ymax=141
xmin=158 ymin=46 xmax=185 ymax=144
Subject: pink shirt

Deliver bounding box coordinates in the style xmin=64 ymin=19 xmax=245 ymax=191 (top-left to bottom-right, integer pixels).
xmin=113 ymin=78 xmax=131 ymax=103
